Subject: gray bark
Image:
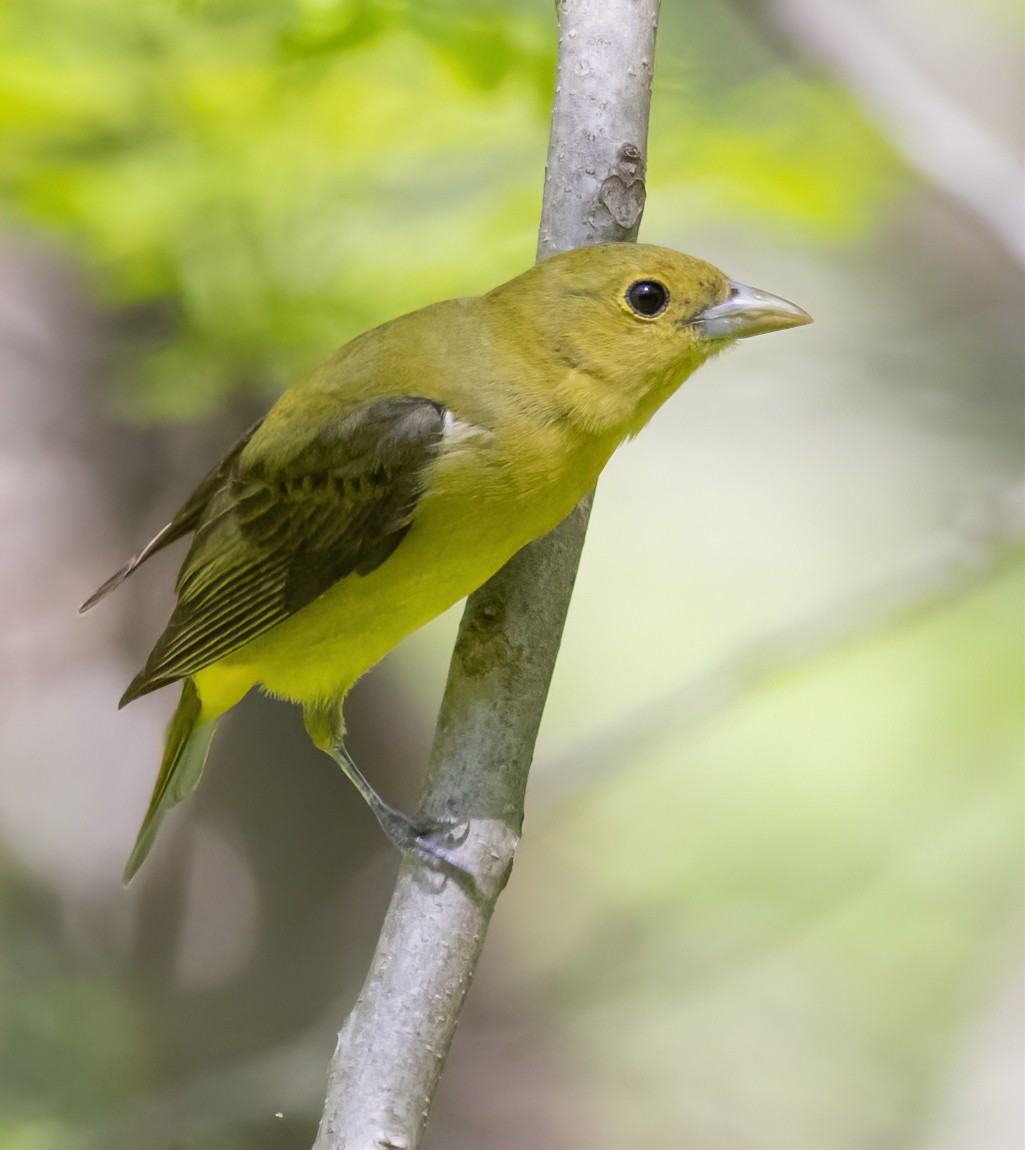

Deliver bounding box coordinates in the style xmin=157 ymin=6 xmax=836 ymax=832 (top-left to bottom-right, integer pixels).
xmin=313 ymin=2 xmax=660 ymax=1146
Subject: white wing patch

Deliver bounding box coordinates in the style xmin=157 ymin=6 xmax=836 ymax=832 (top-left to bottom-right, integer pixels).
xmin=442 ymin=410 xmax=485 ymax=445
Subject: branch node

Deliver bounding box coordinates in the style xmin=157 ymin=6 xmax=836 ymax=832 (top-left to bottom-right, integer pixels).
xmin=597 ymin=142 xmax=647 ymax=230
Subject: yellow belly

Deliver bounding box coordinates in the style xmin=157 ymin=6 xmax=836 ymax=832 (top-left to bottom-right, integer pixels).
xmin=194 ymin=429 xmax=610 ymax=719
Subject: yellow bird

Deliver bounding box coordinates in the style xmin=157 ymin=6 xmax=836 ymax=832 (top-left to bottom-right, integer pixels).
xmin=82 ymin=243 xmax=811 ymax=882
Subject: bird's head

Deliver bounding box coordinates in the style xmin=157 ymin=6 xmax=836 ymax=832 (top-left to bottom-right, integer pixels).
xmin=488 ymin=242 xmax=811 ymax=437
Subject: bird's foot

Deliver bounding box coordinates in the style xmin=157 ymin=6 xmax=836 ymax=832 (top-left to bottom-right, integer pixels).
xmin=376 ymin=805 xmax=472 ymax=871
xmin=327 ymin=743 xmax=473 ymax=878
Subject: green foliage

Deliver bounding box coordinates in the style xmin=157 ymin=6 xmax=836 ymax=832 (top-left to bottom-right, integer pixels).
xmin=0 ymin=0 xmax=896 ymax=418
xmin=654 ymin=74 xmax=896 ymax=237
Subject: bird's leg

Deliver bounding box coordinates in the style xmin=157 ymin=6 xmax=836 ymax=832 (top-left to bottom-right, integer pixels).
xmin=329 ymin=744 xmax=470 ymax=867
xmin=304 ymin=699 xmax=469 ymax=868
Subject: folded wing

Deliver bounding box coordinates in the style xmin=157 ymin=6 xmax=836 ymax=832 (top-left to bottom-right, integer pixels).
xmin=120 ymin=396 xmax=447 ymax=705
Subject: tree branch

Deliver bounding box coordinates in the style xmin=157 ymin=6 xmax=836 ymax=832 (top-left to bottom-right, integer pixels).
xmin=313 ymin=2 xmax=660 ymax=1147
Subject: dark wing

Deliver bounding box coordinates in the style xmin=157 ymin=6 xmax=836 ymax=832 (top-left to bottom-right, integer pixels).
xmin=80 ymin=420 xmax=263 ymax=612
xmin=120 ymin=396 xmax=446 ymax=705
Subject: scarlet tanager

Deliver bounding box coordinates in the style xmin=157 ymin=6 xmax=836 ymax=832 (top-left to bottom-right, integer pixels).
xmin=81 ymin=243 xmax=811 ymax=882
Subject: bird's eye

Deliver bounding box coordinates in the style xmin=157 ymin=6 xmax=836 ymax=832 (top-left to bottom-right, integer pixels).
xmin=626 ymin=279 xmax=670 ymax=318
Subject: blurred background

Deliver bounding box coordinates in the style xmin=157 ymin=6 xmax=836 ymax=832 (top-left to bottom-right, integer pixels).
xmin=0 ymin=0 xmax=1022 ymax=1147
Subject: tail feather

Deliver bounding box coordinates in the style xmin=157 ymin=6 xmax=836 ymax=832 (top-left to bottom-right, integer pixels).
xmin=123 ymin=679 xmax=218 ymax=885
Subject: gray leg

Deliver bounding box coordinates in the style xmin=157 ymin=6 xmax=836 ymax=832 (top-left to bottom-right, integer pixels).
xmin=329 ymin=744 xmax=469 ymax=861
xmin=305 ymin=698 xmax=470 ymax=866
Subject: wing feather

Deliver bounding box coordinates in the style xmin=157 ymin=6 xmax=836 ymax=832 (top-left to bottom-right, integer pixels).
xmin=79 ymin=420 xmax=263 ymax=612
xmin=120 ymin=396 xmax=446 ymax=704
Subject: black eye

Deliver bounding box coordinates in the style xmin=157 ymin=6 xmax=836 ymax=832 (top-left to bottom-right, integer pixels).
xmin=626 ymin=279 xmax=669 ymax=318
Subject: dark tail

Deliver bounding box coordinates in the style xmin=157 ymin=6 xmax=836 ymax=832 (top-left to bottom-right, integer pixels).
xmin=123 ymin=679 xmax=218 ymax=885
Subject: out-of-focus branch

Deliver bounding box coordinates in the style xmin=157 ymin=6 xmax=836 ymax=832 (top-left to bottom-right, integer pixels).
xmin=750 ymin=0 xmax=1024 ymax=265
xmin=312 ymin=3 xmax=660 ymax=1147
xmin=535 ymin=485 xmax=1025 ymax=811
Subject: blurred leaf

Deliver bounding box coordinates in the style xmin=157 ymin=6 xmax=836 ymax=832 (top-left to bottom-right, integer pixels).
xmin=0 ymin=0 xmax=897 ymax=420
xmin=652 ymin=74 xmax=900 ymax=237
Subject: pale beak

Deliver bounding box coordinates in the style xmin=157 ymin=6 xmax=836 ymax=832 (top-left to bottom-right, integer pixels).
xmin=694 ymin=281 xmax=812 ymax=340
